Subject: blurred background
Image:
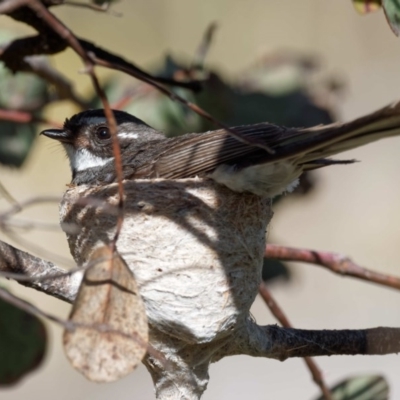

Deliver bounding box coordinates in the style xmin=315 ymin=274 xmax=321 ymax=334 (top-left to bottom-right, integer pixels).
xmin=1 ymin=0 xmax=400 ymax=399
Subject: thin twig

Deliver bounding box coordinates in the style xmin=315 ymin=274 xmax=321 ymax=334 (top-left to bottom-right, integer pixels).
xmin=0 ymin=285 xmax=73 ymax=326
xmin=0 ymin=242 xmax=118 ymax=284
xmin=89 ymin=74 xmax=124 ymax=250
xmin=0 ymin=196 xmax=61 ymax=221
xmin=191 ymin=21 xmax=218 ymax=71
xmin=92 ymin=47 xmax=274 ymax=153
xmin=110 ymin=85 xmax=152 ymax=110
xmin=0 ymin=285 xmax=163 ymax=362
xmin=0 ymin=108 xmax=60 ymax=127
xmin=0 ymin=3 xmax=274 ymax=153
xmin=0 ymin=242 xmax=168 ymax=368
xmin=0 ymin=181 xmax=19 ymax=207
xmin=25 ymin=0 xmax=124 ymax=252
xmin=265 ymin=244 xmax=400 ymax=290
xmin=63 ymin=0 xmax=120 ymax=16
xmin=3 ymin=218 xmax=65 ymax=232
xmin=76 ymin=39 xmax=203 ymax=91
xmin=259 ymin=282 xmax=333 ymax=400
xmin=1 ymin=226 xmax=75 ymax=268
xmin=1 ymin=3 xmax=201 ymax=91
xmin=0 ymin=0 xmax=26 ymax=14
xmin=23 ymin=56 xmax=89 ymax=109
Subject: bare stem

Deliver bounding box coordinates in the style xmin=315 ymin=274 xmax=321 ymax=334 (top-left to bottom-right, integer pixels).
xmin=265 ymin=244 xmax=400 ymax=290
xmin=259 ymin=283 xmax=333 ymax=400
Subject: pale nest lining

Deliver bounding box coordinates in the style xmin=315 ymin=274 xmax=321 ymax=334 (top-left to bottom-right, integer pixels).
xmin=60 ymin=178 xmax=273 ymax=398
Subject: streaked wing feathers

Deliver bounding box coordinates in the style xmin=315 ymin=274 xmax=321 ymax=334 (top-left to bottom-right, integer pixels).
xmin=152 ymin=124 xmax=291 ymax=178
xmin=136 ymin=100 xmax=400 ymax=179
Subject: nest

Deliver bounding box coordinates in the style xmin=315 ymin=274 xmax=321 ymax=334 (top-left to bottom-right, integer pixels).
xmin=60 ymin=178 xmax=272 ymax=344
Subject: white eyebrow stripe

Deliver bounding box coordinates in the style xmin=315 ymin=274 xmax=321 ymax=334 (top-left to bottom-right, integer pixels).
xmin=65 ymin=147 xmax=113 ymax=171
xmin=118 ymin=131 xmax=139 ymax=140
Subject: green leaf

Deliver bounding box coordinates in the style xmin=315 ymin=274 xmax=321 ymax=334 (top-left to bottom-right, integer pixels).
xmin=383 ymin=0 xmax=400 ymax=36
xmin=0 ymin=31 xmax=51 ymax=168
xmin=0 ymin=291 xmax=47 ymax=386
xmin=0 ymin=63 xmax=49 ymax=112
xmin=0 ymin=121 xmax=37 ymax=167
xmin=314 ymin=375 xmax=389 ymax=400
xmin=262 ymin=259 xmax=291 ymax=283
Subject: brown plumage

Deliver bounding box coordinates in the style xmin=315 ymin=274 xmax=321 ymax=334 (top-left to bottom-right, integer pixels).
xmin=41 ymin=102 xmax=400 ymax=197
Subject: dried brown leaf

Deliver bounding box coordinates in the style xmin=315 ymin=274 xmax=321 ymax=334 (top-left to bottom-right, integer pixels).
xmin=63 ymin=246 xmax=148 ymax=382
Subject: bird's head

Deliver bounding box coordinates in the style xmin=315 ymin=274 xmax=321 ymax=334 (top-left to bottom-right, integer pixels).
xmin=41 ymin=109 xmax=164 ymax=177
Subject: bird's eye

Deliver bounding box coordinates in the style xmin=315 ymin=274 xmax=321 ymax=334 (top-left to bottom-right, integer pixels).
xmin=96 ymin=126 xmax=111 ymax=140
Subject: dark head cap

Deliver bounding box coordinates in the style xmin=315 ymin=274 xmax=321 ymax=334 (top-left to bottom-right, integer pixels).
xmin=63 ymin=109 xmax=150 ymax=132
xmin=40 ymin=109 xmax=151 ymax=144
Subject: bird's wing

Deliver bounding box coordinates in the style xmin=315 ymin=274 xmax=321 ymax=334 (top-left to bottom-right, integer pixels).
xmin=150 ymin=123 xmax=295 ymax=179
xmin=136 ymin=101 xmax=400 ymax=179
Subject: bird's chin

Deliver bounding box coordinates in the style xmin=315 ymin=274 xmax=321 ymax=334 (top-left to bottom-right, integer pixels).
xmin=64 ymin=146 xmax=114 ymax=177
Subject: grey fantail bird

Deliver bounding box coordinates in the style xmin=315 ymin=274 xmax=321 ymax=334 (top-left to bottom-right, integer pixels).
xmin=41 ymin=104 xmax=400 ymax=197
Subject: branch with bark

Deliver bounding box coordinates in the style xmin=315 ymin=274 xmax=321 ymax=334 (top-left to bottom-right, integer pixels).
xmin=265 ymin=243 xmax=400 ymax=290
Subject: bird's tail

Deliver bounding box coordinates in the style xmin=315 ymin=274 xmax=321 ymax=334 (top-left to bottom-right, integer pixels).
xmin=272 ymin=101 xmax=400 ymax=167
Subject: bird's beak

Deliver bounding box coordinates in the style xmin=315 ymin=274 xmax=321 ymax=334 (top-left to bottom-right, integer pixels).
xmin=40 ymin=128 xmax=73 ymax=144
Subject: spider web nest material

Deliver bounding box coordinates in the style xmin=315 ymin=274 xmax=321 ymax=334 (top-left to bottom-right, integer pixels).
xmin=60 ymin=178 xmax=272 ymax=344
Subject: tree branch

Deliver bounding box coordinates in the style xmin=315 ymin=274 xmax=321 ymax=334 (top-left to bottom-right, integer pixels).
xmin=243 ymin=322 xmax=400 ymax=359
xmin=265 ymin=243 xmax=400 ymax=290
xmin=2 ymin=236 xmax=399 ymax=361
xmin=0 ymin=240 xmax=77 ymax=303
xmin=0 ymin=108 xmax=60 ymax=126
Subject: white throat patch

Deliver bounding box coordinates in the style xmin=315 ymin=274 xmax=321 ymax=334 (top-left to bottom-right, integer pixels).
xmin=64 ymin=146 xmax=113 ymax=172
